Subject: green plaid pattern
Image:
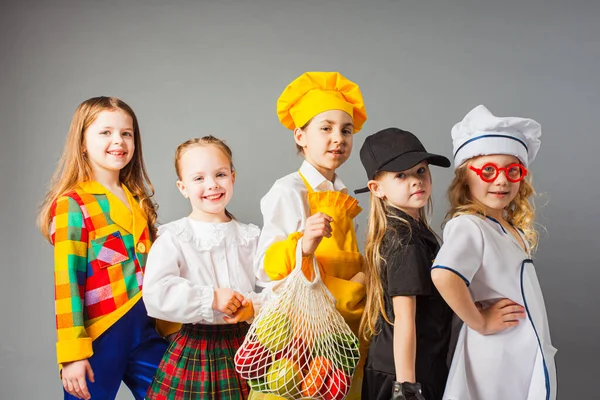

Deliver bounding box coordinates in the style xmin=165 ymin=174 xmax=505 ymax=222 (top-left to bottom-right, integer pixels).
xmin=146 ymin=323 xmax=250 ymax=400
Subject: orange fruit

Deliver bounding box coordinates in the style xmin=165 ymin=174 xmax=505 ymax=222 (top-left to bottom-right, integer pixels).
xmin=301 ymin=356 xmax=333 ymax=397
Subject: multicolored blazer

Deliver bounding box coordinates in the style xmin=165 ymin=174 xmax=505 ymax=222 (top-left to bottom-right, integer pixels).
xmin=51 ymin=181 xmax=177 ymax=365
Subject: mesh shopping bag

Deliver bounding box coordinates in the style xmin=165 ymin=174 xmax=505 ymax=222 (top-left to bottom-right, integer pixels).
xmin=235 ymin=244 xmax=360 ymax=400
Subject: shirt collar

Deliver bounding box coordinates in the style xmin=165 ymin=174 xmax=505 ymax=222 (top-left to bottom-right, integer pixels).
xmin=299 ymin=160 xmax=347 ymax=193
xmin=387 ymin=206 xmax=419 ymax=229
xmin=79 ymin=180 xmax=111 ymax=194
xmin=387 ymin=206 xmax=439 ymax=245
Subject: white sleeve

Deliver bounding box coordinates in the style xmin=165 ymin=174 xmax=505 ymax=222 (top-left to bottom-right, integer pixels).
xmin=432 ymin=216 xmax=484 ymax=285
xmin=254 ymin=185 xmax=305 ymax=284
xmin=143 ymin=232 xmax=215 ymax=324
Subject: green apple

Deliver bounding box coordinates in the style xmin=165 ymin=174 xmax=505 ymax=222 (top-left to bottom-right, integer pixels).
xmin=266 ymin=358 xmax=302 ymax=397
xmin=255 ymin=312 xmax=292 ymax=353
xmin=312 ymin=333 xmax=360 ymax=375
xmin=248 ymin=378 xmax=270 ymax=392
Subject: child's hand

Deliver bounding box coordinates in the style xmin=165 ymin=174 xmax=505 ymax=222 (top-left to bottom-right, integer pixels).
xmin=213 ymin=288 xmax=245 ymax=315
xmin=478 ymin=298 xmax=526 ymax=335
xmin=302 ymin=212 xmax=333 ymax=256
xmin=224 ymin=299 xmax=255 ymax=323
xmin=62 ymin=359 xmax=95 ymax=399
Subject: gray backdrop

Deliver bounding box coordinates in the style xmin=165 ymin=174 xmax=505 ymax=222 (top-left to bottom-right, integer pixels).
xmin=2 ymin=0 xmax=598 ymax=398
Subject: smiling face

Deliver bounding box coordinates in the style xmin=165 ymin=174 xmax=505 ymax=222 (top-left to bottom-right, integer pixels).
xmin=83 ymin=109 xmax=135 ymax=180
xmin=176 ymin=144 xmax=235 ymax=222
xmin=294 ymin=109 xmax=354 ymax=181
xmin=368 ymin=161 xmax=432 ymax=219
xmin=466 ymin=154 xmax=522 ymax=218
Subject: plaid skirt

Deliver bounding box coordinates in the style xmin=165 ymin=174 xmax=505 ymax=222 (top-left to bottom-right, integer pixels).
xmin=146 ymin=322 xmax=250 ymax=400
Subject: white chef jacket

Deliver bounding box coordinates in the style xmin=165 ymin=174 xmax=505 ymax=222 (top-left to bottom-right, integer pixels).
xmin=254 ymin=160 xmax=348 ymax=286
xmin=432 ymin=214 xmax=557 ymax=400
xmin=143 ymin=217 xmax=264 ymax=325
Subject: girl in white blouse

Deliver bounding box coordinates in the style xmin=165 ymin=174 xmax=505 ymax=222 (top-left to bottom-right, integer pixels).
xmin=143 ymin=136 xmax=263 ymax=400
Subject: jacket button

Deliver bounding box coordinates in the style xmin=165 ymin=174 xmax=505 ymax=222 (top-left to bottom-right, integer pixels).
xmin=137 ymin=242 xmax=146 ymax=253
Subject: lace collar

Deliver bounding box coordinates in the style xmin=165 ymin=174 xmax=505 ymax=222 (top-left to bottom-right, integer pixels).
xmin=158 ymin=217 xmax=260 ymax=251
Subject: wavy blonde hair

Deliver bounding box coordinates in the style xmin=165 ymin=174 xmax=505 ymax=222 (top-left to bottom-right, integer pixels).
xmin=38 ymin=96 xmax=157 ymax=241
xmin=445 ymin=160 xmax=538 ymax=250
xmin=174 ymin=135 xmax=235 ymax=220
xmin=359 ymin=173 xmax=434 ymax=342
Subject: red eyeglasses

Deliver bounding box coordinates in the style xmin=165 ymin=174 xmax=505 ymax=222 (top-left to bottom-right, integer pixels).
xmin=469 ymin=163 xmax=528 ymax=183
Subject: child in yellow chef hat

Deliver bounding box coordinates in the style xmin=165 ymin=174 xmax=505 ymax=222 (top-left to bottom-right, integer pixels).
xmin=252 ymin=71 xmax=368 ymax=400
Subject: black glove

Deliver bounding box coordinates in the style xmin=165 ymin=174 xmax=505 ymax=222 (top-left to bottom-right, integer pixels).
xmin=391 ymin=381 xmax=426 ymax=400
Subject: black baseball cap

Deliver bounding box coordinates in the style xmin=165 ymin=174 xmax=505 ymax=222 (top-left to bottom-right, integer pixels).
xmin=354 ymin=128 xmax=451 ymax=194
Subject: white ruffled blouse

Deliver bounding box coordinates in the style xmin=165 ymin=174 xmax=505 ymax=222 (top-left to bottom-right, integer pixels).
xmin=143 ymin=217 xmax=264 ymax=325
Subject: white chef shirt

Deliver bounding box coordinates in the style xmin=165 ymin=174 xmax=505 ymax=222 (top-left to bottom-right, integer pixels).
xmin=254 ymin=160 xmax=347 ymax=286
xmin=433 ymin=214 xmax=556 ymax=400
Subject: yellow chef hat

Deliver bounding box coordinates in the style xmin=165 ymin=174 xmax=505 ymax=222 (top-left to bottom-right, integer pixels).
xmin=277 ymin=71 xmax=368 ymax=133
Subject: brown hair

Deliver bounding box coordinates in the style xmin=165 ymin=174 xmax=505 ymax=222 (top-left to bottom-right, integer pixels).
xmin=359 ymin=172 xmax=434 ymax=341
xmin=38 ymin=96 xmax=157 ymax=241
xmin=174 ymin=135 xmax=235 ymax=220
xmin=445 ymin=160 xmax=538 ymax=250
xmin=294 ymin=118 xmax=313 ymax=154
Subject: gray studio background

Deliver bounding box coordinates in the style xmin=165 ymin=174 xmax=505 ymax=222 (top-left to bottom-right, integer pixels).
xmin=2 ymin=0 xmax=598 ymax=398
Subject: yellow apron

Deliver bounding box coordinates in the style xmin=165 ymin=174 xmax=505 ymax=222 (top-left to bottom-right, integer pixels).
xmin=250 ymin=172 xmax=366 ymax=400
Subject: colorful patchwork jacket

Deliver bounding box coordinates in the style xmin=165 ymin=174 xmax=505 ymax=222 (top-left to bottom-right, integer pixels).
xmin=51 ymin=181 xmax=179 ymax=365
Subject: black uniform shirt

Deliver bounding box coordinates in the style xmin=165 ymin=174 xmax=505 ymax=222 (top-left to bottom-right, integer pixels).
xmin=367 ymin=207 xmax=453 ymax=400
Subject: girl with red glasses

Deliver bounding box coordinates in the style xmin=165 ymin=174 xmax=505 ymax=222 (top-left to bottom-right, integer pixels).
xmin=431 ymin=105 xmax=556 ymax=400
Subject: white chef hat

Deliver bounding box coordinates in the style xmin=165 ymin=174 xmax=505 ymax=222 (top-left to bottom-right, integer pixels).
xmin=451 ymin=105 xmax=542 ymax=169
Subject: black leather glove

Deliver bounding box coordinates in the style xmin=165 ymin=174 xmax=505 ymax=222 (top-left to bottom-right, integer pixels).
xmin=391 ymin=381 xmax=426 ymax=400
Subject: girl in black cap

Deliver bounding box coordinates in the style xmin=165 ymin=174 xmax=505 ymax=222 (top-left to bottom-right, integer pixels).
xmin=356 ymin=128 xmax=453 ymax=400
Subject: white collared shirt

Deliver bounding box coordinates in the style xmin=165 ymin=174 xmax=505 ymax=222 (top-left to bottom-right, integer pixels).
xmin=299 ymin=160 xmax=348 ymax=193
xmin=143 ymin=217 xmax=264 ymax=324
xmin=254 ymin=161 xmax=348 ymax=285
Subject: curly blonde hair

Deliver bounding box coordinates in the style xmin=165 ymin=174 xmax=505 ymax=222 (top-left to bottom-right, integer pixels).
xmin=445 ymin=160 xmax=538 ymax=250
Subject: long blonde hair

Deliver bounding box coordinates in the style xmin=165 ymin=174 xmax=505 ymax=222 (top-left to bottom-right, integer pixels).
xmin=174 ymin=136 xmax=235 ymax=220
xmin=445 ymin=160 xmax=538 ymax=250
xmin=37 ymin=96 xmax=157 ymax=241
xmin=359 ymin=175 xmax=434 ymax=342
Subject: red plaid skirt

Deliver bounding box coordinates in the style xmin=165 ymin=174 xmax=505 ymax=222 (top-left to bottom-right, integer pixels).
xmin=146 ymin=323 xmax=250 ymax=400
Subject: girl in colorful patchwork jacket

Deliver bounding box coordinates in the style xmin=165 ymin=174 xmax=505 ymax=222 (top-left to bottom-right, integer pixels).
xmin=38 ymin=96 xmax=179 ymax=400
xmin=143 ymin=136 xmax=265 ymax=400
